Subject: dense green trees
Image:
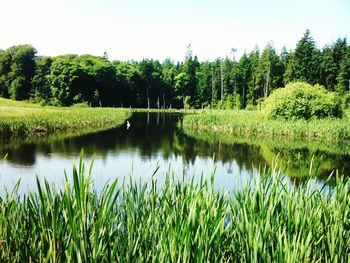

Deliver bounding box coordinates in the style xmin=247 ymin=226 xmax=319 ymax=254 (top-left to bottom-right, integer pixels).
xmin=0 ymin=45 xmax=36 ymax=100
xmin=0 ymin=30 xmax=349 ymax=109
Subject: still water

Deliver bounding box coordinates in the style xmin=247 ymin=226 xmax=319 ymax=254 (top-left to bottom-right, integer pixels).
xmin=1 ymin=112 xmax=350 ymax=195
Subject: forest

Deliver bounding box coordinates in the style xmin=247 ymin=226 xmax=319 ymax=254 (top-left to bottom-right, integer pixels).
xmin=0 ymin=30 xmax=349 ymax=109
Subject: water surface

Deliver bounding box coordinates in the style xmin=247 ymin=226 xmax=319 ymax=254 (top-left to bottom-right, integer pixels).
xmin=1 ymin=112 xmax=349 ymax=195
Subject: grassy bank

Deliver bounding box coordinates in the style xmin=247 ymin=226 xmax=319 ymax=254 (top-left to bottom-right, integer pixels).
xmin=0 ymin=98 xmax=131 ymax=136
xmin=0 ymin=156 xmax=349 ymax=262
xmin=183 ymin=110 xmax=350 ymax=140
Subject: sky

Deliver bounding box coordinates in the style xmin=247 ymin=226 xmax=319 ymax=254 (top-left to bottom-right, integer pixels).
xmin=1 ymin=0 xmax=349 ymax=62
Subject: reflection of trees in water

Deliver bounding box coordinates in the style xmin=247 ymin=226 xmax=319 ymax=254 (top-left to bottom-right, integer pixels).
xmin=184 ymin=128 xmax=350 ymax=180
xmin=260 ymin=144 xmax=350 ymax=180
xmin=1 ymin=113 xmax=265 ymax=173
xmin=2 ymin=112 xmax=350 ymax=182
xmin=1 ymin=113 xmax=184 ymax=166
xmin=0 ymin=143 xmax=36 ymax=166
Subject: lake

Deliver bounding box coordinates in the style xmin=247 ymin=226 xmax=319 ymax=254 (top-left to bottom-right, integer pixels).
xmin=1 ymin=112 xmax=350 ymax=195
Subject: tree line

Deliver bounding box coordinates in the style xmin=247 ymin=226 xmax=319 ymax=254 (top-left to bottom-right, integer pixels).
xmin=0 ymin=30 xmax=349 ymax=109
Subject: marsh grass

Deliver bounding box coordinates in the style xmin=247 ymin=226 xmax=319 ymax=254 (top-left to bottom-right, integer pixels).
xmin=0 ymin=153 xmax=349 ymax=262
xmin=183 ymin=110 xmax=350 ymax=140
xmin=0 ymin=98 xmax=131 ymax=136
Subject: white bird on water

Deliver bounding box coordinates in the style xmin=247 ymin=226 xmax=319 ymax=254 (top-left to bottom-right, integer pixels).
xmin=126 ymin=120 xmax=131 ymax=130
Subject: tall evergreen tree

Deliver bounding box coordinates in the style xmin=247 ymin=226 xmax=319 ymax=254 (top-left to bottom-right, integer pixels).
xmin=236 ymin=53 xmax=251 ymax=108
xmin=161 ymin=59 xmax=177 ymax=108
xmin=196 ymin=61 xmax=212 ymax=108
xmin=336 ymin=46 xmax=350 ymax=93
xmin=182 ymin=45 xmax=200 ymax=107
xmin=285 ymin=30 xmax=320 ymax=84
xmin=246 ymin=48 xmax=260 ymax=105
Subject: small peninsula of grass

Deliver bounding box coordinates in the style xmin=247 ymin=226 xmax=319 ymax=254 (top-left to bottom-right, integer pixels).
xmin=183 ymin=109 xmax=350 ymax=140
xmin=184 ymin=83 xmax=350 ymax=141
xmin=0 ymin=98 xmax=131 ymax=136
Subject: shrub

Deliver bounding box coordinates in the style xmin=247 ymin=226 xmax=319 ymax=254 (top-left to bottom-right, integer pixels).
xmin=9 ymin=77 xmax=26 ymax=100
xmin=39 ymin=100 xmax=47 ymax=107
xmin=71 ymin=102 xmax=90 ymax=108
xmin=245 ymin=104 xmax=257 ymax=111
xmin=343 ymin=92 xmax=350 ymax=110
xmin=183 ymin=96 xmax=191 ymax=110
xmin=264 ymin=82 xmax=343 ymax=120
xmin=216 ymin=99 xmax=223 ymax=109
xmin=235 ymin=94 xmax=242 ymax=110
xmin=224 ymin=94 xmax=235 ymax=109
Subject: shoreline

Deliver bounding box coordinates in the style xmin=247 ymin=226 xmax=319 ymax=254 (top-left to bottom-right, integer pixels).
xmin=182 ymin=110 xmax=350 ymax=141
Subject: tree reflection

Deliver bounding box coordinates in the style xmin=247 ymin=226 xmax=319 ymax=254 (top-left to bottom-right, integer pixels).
xmin=1 ymin=112 xmax=350 ymax=182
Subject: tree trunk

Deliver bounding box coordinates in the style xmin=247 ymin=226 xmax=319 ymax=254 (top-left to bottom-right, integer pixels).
xmin=147 ymin=85 xmax=150 ymax=109
xmin=242 ymin=83 xmax=245 ymax=109
xmin=211 ymin=69 xmax=214 ymax=109
xmin=183 ymin=96 xmax=186 ymax=113
xmin=221 ymin=61 xmax=224 ymax=103
xmin=264 ymin=64 xmax=270 ymax=99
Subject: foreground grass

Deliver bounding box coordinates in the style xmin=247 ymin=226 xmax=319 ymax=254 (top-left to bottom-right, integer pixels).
xmin=0 ymin=156 xmax=349 ymax=262
xmin=183 ymin=110 xmax=350 ymax=140
xmin=0 ymin=98 xmax=131 ymax=135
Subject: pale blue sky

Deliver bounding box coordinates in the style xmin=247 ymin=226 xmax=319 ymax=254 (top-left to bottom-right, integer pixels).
xmin=1 ymin=0 xmax=349 ymax=61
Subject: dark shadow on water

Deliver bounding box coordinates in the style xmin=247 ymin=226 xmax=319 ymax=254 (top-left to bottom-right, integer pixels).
xmin=1 ymin=112 xmax=350 ymax=183
xmin=183 ymin=127 xmax=350 ymax=182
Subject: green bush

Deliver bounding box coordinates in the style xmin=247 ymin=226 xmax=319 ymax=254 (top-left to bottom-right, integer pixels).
xmin=235 ymin=94 xmax=242 ymax=110
xmin=245 ymin=104 xmax=257 ymax=111
xmin=224 ymin=94 xmax=235 ymax=109
xmin=183 ymin=96 xmax=191 ymax=110
xmin=343 ymin=92 xmax=350 ymax=110
xmin=264 ymin=82 xmax=343 ymax=120
xmin=71 ymin=102 xmax=90 ymax=108
xmin=216 ymin=99 xmax=223 ymax=109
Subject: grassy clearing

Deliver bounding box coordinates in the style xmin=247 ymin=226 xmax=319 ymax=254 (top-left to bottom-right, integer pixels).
xmin=0 ymin=155 xmax=349 ymax=262
xmin=0 ymin=98 xmax=43 ymax=108
xmin=0 ymin=98 xmax=131 ymax=136
xmin=183 ymin=110 xmax=350 ymax=140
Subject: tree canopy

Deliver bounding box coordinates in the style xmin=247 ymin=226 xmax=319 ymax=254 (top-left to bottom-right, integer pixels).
xmin=0 ymin=30 xmax=349 ymax=109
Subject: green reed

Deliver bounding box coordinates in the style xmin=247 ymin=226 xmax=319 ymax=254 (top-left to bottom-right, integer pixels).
xmin=0 ymin=153 xmax=349 ymax=262
xmin=183 ymin=110 xmax=350 ymax=140
xmin=0 ymin=98 xmax=131 ymax=136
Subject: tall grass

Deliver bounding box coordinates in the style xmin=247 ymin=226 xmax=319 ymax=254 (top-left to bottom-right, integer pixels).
xmin=0 ymin=98 xmax=131 ymax=135
xmin=183 ymin=110 xmax=350 ymax=140
xmin=0 ymin=154 xmax=349 ymax=262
